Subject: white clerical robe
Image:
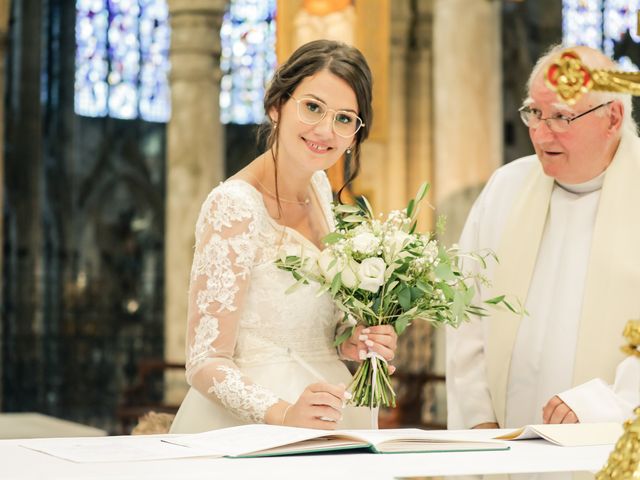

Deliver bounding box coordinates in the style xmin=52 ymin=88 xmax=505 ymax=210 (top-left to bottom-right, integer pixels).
xmin=446 ymin=131 xmax=640 ymax=429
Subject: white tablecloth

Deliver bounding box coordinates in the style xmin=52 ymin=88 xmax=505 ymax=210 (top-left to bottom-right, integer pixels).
xmin=1 ymin=428 xmax=613 ymax=480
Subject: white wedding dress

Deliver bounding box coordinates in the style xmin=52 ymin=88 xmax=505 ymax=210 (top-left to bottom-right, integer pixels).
xmin=169 ymin=171 xmax=370 ymax=433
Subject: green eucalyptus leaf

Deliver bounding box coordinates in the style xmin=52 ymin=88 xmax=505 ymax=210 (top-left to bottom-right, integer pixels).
xmin=330 ymin=272 xmax=342 ymax=296
xmin=395 ymin=316 xmax=412 ymax=335
xmin=406 ymin=199 xmax=415 ymax=218
xmin=285 ymin=281 xmax=305 ymax=295
xmin=360 ymin=195 xmax=374 ymax=218
xmin=322 ymin=232 xmax=343 ymax=244
xmin=410 ymin=286 xmax=424 ymax=301
xmin=415 ymin=182 xmax=431 ymax=203
xmin=485 ymin=295 xmax=505 ymax=305
xmin=435 ymin=263 xmax=456 ymax=282
xmin=334 ymin=204 xmax=361 ymax=213
xmin=397 ymin=287 xmax=411 ymax=310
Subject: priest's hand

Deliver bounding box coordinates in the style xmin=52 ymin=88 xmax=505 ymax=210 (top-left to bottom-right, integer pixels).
xmin=274 ymin=383 xmax=350 ymax=429
xmin=339 ymin=325 xmax=398 ymax=374
xmin=542 ymin=395 xmax=579 ymax=424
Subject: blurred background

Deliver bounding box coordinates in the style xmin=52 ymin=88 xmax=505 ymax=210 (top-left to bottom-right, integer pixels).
xmin=1 ymin=0 xmax=639 ymax=435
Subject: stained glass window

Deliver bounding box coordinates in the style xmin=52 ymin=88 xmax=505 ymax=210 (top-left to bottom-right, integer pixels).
xmin=220 ymin=0 xmax=277 ymax=124
xmin=563 ymin=0 xmax=640 ymax=70
xmin=562 ymin=0 xmax=603 ymax=49
xmin=75 ymin=0 xmax=171 ymax=122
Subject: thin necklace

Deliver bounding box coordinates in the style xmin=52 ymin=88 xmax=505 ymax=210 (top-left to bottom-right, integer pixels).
xmin=245 ymin=171 xmax=311 ymax=206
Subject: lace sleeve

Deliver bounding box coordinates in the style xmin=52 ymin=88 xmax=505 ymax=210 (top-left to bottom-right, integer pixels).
xmin=184 ymin=183 xmax=279 ymax=423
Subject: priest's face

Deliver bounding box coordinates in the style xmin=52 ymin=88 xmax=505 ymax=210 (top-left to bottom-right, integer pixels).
xmin=527 ymin=71 xmax=623 ymax=184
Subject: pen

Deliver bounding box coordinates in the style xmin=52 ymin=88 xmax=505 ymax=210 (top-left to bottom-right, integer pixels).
xmin=286 ymin=347 xmax=328 ymax=382
xmin=285 ymin=347 xmax=351 ymax=419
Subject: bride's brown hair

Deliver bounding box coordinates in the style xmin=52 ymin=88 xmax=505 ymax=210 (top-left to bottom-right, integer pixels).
xmin=258 ymin=39 xmax=373 ymax=202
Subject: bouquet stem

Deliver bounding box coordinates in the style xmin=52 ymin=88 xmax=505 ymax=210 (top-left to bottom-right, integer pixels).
xmin=348 ymin=355 xmax=396 ymax=408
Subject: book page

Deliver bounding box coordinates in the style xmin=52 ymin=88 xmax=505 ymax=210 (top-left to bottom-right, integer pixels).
xmin=495 ymin=422 xmax=622 ymax=446
xmin=164 ymin=424 xmax=365 ymax=457
xmin=338 ymin=428 xmax=508 ymax=451
xmin=166 ymin=425 xmax=510 ymax=457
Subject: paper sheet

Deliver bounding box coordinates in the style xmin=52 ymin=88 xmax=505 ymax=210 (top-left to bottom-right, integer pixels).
xmin=21 ymin=434 xmax=219 ymax=463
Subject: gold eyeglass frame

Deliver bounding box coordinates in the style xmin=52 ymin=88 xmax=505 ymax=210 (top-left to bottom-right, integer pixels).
xmin=290 ymin=95 xmax=364 ymax=138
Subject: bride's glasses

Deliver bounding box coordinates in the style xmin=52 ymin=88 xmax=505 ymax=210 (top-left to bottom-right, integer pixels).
xmin=291 ymin=95 xmax=364 ymax=138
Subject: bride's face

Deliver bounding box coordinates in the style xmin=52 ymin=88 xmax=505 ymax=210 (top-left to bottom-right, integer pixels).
xmin=272 ymin=69 xmax=357 ymax=175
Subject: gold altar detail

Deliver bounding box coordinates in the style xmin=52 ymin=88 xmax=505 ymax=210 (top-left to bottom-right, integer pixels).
xmin=545 ymin=50 xmax=640 ymax=104
xmin=622 ymin=320 xmax=640 ymax=359
xmin=596 ymin=320 xmax=640 ymax=480
xmin=596 ymin=406 xmax=640 ymax=480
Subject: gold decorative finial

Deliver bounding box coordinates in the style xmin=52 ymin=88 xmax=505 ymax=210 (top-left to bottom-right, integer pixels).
xmin=596 ymin=407 xmax=640 ymax=480
xmin=545 ymin=51 xmax=640 ymax=105
xmin=596 ymin=319 xmax=640 ymax=480
xmin=622 ymin=320 xmax=640 ymax=358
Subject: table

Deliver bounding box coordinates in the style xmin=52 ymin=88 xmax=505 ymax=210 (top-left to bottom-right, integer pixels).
xmin=0 ymin=413 xmax=107 ymax=439
xmin=1 ymin=428 xmax=614 ymax=480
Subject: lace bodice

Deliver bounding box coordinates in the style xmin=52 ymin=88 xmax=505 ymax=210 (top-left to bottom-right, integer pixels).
xmin=184 ymin=171 xmax=340 ymax=424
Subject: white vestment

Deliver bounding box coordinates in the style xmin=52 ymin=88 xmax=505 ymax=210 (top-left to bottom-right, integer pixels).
xmin=446 ymin=130 xmax=640 ymax=429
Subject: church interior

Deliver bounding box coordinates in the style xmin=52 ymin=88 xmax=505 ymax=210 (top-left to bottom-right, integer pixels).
xmin=1 ymin=0 xmax=637 ymax=436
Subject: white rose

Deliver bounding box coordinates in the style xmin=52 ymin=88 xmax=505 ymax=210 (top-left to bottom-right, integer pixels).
xmin=351 ymin=232 xmax=379 ymax=255
xmin=357 ymin=257 xmax=386 ymax=293
xmin=340 ymin=259 xmax=359 ymax=289
xmin=317 ymin=248 xmax=342 ymax=282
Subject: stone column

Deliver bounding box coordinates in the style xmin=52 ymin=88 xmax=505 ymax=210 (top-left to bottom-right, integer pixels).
xmin=403 ymin=0 xmax=441 ymax=428
xmin=433 ymin=0 xmax=502 ymax=245
xmin=432 ymin=0 xmax=502 ymax=427
xmin=0 ymin=0 xmax=10 ymax=410
xmin=383 ymin=0 xmax=411 ymax=212
xmin=406 ymin=0 xmax=435 ymax=230
xmin=165 ymin=0 xmax=226 ymax=402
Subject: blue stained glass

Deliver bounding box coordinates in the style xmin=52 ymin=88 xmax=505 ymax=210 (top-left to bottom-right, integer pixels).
xmin=108 ymin=0 xmax=140 ymax=119
xmin=603 ymin=0 xmax=640 ymax=70
xmin=220 ymin=0 xmax=277 ymax=124
xmin=74 ymin=0 xmax=171 ymax=122
xmin=563 ymin=0 xmax=640 ymax=71
xmin=562 ymin=0 xmax=603 ymax=49
xmin=75 ymin=0 xmax=109 ymax=117
xmin=139 ymin=0 xmax=171 ymax=122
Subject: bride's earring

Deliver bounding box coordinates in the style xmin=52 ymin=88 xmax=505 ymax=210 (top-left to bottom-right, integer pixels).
xmin=346 ymin=147 xmax=352 ymax=155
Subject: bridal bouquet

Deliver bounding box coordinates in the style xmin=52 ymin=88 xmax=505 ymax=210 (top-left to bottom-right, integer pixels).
xmin=277 ymin=183 xmax=517 ymax=408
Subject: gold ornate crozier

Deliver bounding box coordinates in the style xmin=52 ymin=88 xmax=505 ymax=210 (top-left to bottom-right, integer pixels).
xmin=594 ymin=320 xmax=640 ymax=480
xmin=545 ymin=50 xmax=640 ymax=105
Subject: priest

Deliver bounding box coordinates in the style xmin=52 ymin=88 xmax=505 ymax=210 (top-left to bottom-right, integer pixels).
xmin=446 ymin=45 xmax=640 ymax=429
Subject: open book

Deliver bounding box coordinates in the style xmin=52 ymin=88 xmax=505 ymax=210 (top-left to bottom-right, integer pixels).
xmin=495 ymin=422 xmax=622 ymax=447
xmin=163 ymin=424 xmax=509 ymax=458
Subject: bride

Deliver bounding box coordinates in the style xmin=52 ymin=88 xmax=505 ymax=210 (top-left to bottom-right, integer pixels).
xmin=170 ymin=40 xmax=397 ymax=433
